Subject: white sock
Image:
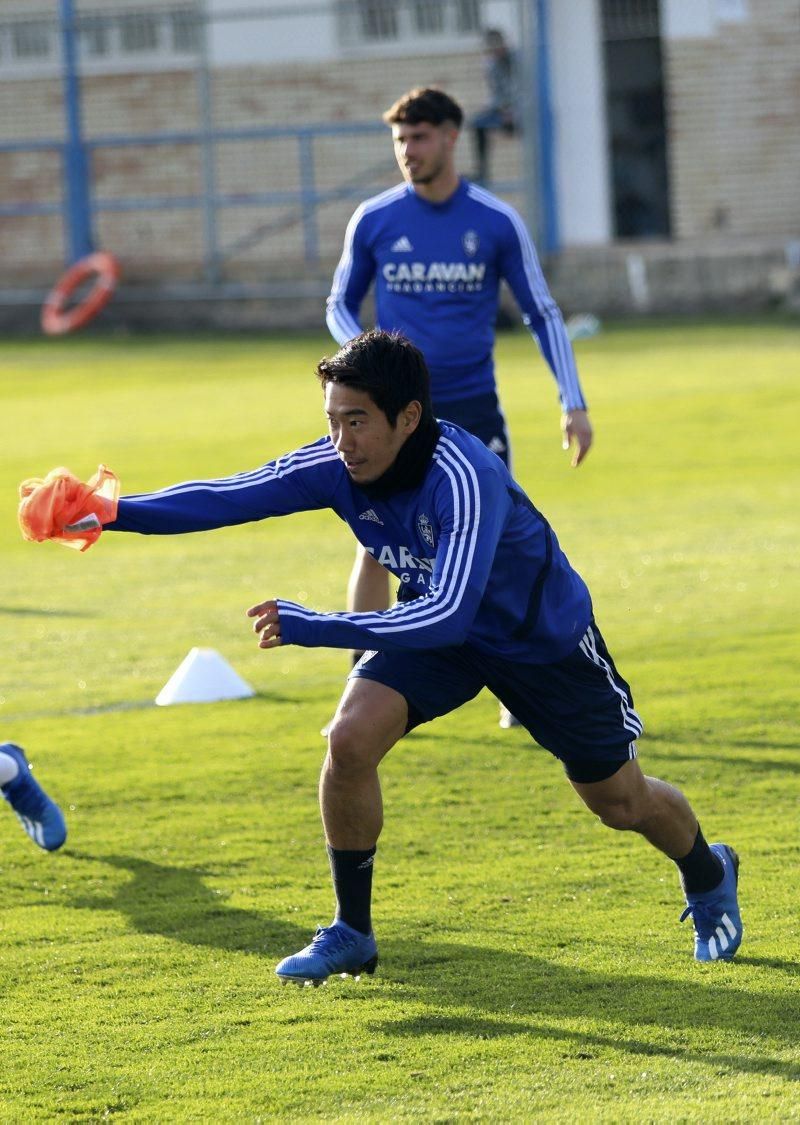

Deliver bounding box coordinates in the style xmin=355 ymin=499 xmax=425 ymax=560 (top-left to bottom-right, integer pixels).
xmin=0 ymin=751 xmax=20 ymax=787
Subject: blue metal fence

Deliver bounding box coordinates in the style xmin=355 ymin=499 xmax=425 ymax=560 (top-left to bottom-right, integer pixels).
xmin=0 ymin=0 xmax=549 ymax=293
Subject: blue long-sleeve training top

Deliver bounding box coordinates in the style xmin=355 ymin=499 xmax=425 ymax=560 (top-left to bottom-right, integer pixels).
xmin=326 ymin=178 xmax=586 ymax=412
xmin=109 ymin=422 xmax=592 ymax=664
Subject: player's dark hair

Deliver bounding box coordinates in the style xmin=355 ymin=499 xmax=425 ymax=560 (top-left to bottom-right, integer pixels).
xmin=316 ymin=330 xmax=436 ymax=429
xmin=382 ymin=87 xmax=464 ymax=130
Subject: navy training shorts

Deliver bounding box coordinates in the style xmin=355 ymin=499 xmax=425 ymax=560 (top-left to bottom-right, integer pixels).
xmin=350 ymin=619 xmax=643 ymax=784
xmin=434 ymin=389 xmax=511 ymax=468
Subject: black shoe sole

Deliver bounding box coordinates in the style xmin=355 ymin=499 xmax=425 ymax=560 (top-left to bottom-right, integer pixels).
xmin=277 ymin=954 xmax=379 ymax=987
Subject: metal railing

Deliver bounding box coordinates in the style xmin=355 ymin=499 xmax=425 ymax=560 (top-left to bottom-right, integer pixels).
xmin=0 ymin=0 xmax=546 ymax=294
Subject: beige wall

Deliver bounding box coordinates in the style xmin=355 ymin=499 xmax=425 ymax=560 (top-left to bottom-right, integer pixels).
xmin=0 ymin=47 xmax=523 ymax=285
xmin=2 ymin=0 xmax=798 ymax=289
xmin=664 ymin=0 xmax=800 ymax=239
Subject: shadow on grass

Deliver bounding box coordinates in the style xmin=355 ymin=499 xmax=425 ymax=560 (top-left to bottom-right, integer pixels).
xmin=0 ymin=606 xmax=93 ymax=618
xmin=375 ymin=938 xmax=800 ymax=1082
xmin=72 ymin=688 xmax=306 ymax=715
xmin=418 ymin=729 xmax=800 ymax=780
xmin=16 ymin=689 xmax=305 ymax=721
xmin=68 ymin=852 xmax=308 ymax=956
xmin=634 ymin=730 xmax=800 ymax=765
xmin=735 ymin=955 xmax=800 ymax=973
xmin=661 ymin=748 xmax=800 ymax=772
xmin=64 ymin=855 xmax=799 ymax=1084
xmin=379 ymin=1011 xmax=800 ymax=1084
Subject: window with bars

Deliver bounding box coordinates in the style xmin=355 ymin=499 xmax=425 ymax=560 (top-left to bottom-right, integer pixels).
xmin=454 ymin=0 xmax=481 ymax=33
xmin=10 ymin=20 xmax=51 ymax=59
xmin=79 ymin=16 xmax=110 ymax=58
xmin=358 ymin=0 xmax=399 ymax=40
xmin=170 ymin=9 xmax=200 ymax=53
xmin=119 ymin=13 xmax=160 ymax=53
xmin=345 ymin=0 xmax=481 ymax=46
xmin=0 ymin=5 xmax=201 ymax=74
xmin=601 ymin=0 xmax=661 ymax=41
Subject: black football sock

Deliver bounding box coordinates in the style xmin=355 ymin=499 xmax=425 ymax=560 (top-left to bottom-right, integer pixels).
xmin=327 ymin=844 xmax=376 ymax=935
xmin=673 ymin=825 xmax=724 ymax=895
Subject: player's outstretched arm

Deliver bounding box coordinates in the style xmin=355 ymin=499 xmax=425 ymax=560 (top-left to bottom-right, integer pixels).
xmin=247 ymin=600 xmax=282 ymax=649
xmin=561 ymin=408 xmax=593 ymax=468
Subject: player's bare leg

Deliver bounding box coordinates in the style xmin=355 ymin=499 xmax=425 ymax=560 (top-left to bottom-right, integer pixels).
xmin=571 ymin=758 xmax=742 ymax=961
xmin=570 ymin=758 xmax=697 ymax=856
xmin=321 ymin=676 xmax=407 ymax=849
xmin=276 ymin=678 xmax=407 ymax=986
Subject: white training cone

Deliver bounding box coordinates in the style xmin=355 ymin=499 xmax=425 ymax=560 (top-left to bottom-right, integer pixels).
xmin=155 ymin=647 xmax=256 ymax=706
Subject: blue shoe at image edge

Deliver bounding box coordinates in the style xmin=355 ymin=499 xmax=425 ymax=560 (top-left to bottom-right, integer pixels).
xmin=275 ymin=920 xmax=378 ymax=986
xmin=0 ymin=743 xmax=67 ymax=852
xmin=680 ymin=842 xmax=742 ymax=962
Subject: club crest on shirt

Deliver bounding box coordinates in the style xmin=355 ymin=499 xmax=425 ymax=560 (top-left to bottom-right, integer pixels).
xmin=417 ymin=513 xmax=435 ymax=548
xmin=462 ymin=229 xmax=479 ymax=257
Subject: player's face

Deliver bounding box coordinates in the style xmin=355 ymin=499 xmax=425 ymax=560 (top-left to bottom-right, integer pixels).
xmin=325 ymin=383 xmax=420 ymax=484
xmin=392 ymin=121 xmax=457 ymax=186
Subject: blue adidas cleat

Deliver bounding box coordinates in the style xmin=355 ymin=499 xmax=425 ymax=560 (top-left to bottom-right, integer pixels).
xmin=680 ymin=843 xmax=742 ymax=962
xmin=276 ymin=920 xmax=378 ymax=987
xmin=0 ymin=743 xmax=67 ymax=852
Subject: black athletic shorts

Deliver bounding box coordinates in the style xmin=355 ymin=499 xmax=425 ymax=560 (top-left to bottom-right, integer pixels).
xmin=350 ymin=619 xmax=643 ymax=784
xmin=434 ymin=389 xmax=511 ymax=468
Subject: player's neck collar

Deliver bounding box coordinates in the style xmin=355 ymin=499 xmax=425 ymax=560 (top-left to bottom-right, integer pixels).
xmin=410 ymin=176 xmax=465 ymax=208
xmin=361 ymin=417 xmax=441 ymax=500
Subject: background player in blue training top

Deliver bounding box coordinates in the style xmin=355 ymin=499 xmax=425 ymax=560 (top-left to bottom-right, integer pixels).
xmin=88 ymin=331 xmax=742 ymax=982
xmin=327 ymin=87 xmax=592 ymax=726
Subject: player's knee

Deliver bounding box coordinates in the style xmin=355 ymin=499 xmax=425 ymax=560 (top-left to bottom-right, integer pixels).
xmin=325 ymin=715 xmax=378 ymax=777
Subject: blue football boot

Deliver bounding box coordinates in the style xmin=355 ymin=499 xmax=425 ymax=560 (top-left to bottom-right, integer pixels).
xmin=680 ymin=843 xmax=742 ymax=962
xmin=276 ymin=920 xmax=378 ymax=986
xmin=0 ymin=743 xmax=67 ymax=852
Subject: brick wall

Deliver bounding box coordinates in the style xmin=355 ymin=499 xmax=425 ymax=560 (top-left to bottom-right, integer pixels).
xmin=664 ymin=0 xmax=800 ymax=239
xmin=5 ymin=0 xmax=796 ymax=298
xmin=0 ymin=42 xmax=522 ymax=287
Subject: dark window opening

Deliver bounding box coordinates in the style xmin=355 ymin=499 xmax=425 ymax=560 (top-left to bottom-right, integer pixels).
xmin=601 ymin=0 xmax=671 ymax=239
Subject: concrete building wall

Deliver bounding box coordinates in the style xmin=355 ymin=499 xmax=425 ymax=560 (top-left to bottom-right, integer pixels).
xmin=1 ymin=0 xmax=798 ymax=316
xmin=0 ymin=26 xmax=524 ymax=286
xmin=662 ymin=0 xmax=800 ymax=239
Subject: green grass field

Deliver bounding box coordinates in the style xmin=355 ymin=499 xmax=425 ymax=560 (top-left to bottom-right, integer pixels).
xmin=1 ymin=321 xmax=798 ymax=1121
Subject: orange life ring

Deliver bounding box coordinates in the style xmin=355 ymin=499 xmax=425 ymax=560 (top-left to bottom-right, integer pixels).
xmin=41 ymin=251 xmax=121 ymax=336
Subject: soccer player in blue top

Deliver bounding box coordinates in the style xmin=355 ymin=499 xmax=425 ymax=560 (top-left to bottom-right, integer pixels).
xmin=99 ymin=331 xmax=741 ymax=981
xmin=327 ymin=87 xmax=592 ymax=726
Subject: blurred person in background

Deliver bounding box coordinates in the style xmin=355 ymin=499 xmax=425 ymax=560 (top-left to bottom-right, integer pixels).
xmin=472 ymin=28 xmax=518 ymax=185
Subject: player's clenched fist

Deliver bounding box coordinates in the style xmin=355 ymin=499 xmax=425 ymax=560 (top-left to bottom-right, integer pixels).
xmin=247 ymin=600 xmax=282 ymax=648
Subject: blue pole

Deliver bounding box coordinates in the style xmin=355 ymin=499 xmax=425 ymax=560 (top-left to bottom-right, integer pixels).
xmin=59 ymin=0 xmax=93 ymax=263
xmin=536 ymin=0 xmax=560 ymax=255
xmin=298 ymin=133 xmax=319 ymax=265
xmin=196 ymin=8 xmax=220 ymax=284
